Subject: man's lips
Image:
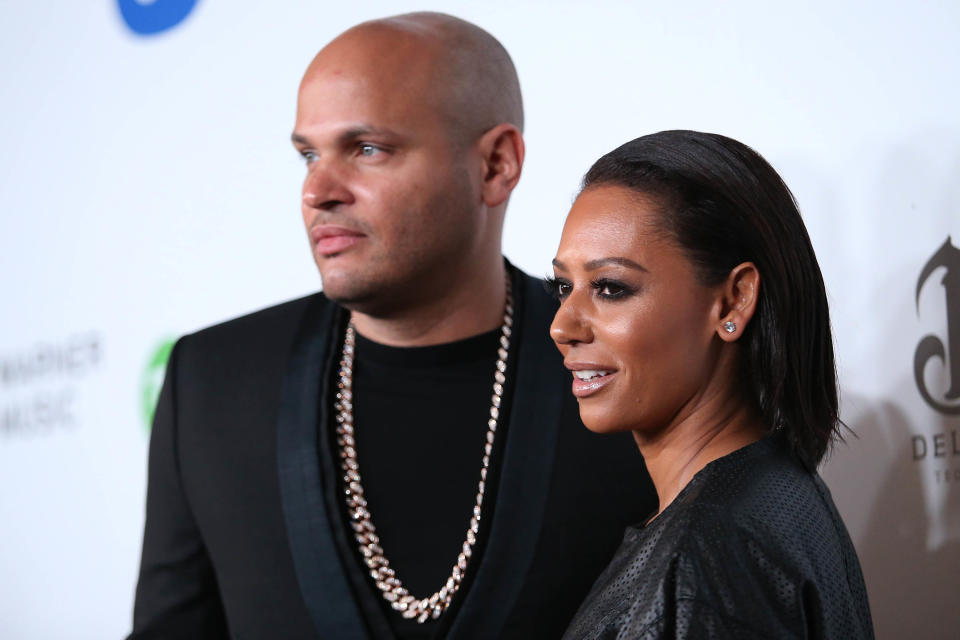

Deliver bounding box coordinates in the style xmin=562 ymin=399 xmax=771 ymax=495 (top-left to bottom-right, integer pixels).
xmin=564 ymin=362 xmax=618 ymax=398
xmin=310 ymin=225 xmax=366 ymax=257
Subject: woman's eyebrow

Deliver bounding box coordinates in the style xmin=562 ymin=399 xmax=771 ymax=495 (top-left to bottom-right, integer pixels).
xmin=583 ymin=257 xmax=648 ymax=272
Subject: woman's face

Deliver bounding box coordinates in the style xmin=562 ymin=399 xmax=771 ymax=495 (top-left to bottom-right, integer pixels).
xmin=549 ymin=184 xmax=724 ymax=436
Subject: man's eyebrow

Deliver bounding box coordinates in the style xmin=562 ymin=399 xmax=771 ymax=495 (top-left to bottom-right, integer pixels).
xmin=291 ymin=132 xmax=309 ymax=146
xmin=552 ymin=256 xmax=648 ymax=272
xmin=340 ymin=125 xmax=395 ymax=141
xmin=290 ymin=126 xmax=399 ymax=147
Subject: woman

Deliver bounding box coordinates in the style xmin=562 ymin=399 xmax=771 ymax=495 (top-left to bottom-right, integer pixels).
xmin=549 ymin=131 xmax=873 ymax=639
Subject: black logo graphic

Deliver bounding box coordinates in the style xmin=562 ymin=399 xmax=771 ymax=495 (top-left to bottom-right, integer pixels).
xmin=915 ymin=237 xmax=960 ymax=414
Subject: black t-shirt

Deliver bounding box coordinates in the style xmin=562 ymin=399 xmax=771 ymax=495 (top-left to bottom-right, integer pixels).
xmin=329 ymin=326 xmax=514 ymax=640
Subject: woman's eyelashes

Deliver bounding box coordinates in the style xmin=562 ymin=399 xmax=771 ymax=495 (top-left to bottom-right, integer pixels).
xmin=545 ymin=276 xmax=635 ymax=301
xmin=544 ymin=276 xmax=572 ymax=300
xmin=591 ymin=278 xmax=634 ymax=299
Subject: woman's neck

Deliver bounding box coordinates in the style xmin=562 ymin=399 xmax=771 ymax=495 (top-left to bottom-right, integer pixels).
xmin=634 ymin=389 xmax=766 ymax=522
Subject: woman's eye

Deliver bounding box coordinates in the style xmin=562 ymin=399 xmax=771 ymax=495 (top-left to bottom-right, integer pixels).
xmin=599 ymin=283 xmax=621 ymax=296
xmin=544 ymin=277 xmax=572 ymax=300
xmin=593 ymin=279 xmax=631 ymax=299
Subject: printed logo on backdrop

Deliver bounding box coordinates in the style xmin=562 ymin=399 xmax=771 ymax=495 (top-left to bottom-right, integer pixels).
xmin=118 ymin=0 xmax=199 ymax=36
xmin=141 ymin=338 xmax=176 ymax=431
xmin=0 ymin=334 xmax=102 ymax=438
xmin=914 ymin=236 xmax=960 ymax=413
xmin=912 ymin=236 xmax=960 ymax=483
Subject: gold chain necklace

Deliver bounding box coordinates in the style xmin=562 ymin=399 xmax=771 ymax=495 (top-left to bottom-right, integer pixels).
xmin=333 ymin=281 xmax=514 ymax=623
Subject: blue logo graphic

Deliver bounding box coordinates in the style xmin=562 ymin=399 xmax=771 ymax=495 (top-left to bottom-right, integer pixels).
xmin=118 ymin=0 xmax=199 ymax=36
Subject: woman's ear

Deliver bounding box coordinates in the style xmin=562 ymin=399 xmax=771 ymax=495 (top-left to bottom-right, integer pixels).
xmin=716 ymin=262 xmax=760 ymax=342
xmin=477 ymin=123 xmax=524 ymax=208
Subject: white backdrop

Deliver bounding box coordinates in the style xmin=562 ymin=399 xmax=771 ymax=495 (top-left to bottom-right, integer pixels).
xmin=1 ymin=1 xmax=958 ymax=638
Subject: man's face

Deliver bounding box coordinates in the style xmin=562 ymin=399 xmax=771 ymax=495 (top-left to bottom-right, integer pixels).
xmin=292 ymin=32 xmax=483 ymax=314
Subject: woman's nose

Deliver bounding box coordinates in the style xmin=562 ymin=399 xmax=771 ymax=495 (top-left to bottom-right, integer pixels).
xmin=550 ymin=298 xmax=593 ymax=347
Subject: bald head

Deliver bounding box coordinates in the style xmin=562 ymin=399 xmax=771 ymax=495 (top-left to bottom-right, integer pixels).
xmin=292 ymin=12 xmax=525 ymax=328
xmin=305 ymin=12 xmax=523 ymax=145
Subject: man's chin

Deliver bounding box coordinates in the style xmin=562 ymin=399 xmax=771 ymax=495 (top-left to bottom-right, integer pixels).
xmin=320 ymin=282 xmax=369 ymax=307
xmin=318 ymin=262 xmax=432 ymax=317
xmin=318 ymin=271 xmax=380 ymax=309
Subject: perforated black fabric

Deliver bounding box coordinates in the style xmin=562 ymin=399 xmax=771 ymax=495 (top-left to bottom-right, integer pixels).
xmin=563 ymin=436 xmax=874 ymax=639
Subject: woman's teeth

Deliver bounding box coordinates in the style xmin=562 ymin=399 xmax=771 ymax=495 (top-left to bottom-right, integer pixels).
xmin=574 ymin=370 xmax=611 ymax=381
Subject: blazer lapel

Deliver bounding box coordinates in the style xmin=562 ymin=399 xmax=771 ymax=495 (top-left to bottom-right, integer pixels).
xmin=276 ymin=295 xmax=370 ymax=640
xmin=447 ymin=270 xmax=566 ymax=639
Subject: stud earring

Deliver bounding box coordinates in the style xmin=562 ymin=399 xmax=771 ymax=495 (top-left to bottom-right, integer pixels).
xmin=723 ymin=321 xmax=736 ymax=334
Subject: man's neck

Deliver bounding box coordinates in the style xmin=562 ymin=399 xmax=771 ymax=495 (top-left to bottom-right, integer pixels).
xmin=349 ymin=260 xmax=508 ymax=347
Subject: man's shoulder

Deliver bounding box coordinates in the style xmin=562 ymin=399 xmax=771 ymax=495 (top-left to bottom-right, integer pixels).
xmin=174 ymin=292 xmax=334 ymax=372
xmin=515 ymin=268 xmax=557 ymax=307
xmin=188 ymin=291 xmax=329 ymax=343
xmin=511 ymin=266 xmax=559 ymax=340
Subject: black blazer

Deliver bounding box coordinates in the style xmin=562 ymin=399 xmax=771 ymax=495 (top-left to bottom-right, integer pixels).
xmin=130 ymin=268 xmax=656 ymax=639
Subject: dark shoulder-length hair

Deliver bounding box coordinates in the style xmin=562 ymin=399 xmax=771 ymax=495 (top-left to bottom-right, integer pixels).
xmin=583 ymin=130 xmax=840 ymax=466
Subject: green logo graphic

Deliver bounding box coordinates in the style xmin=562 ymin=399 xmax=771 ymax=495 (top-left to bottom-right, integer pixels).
xmin=141 ymin=338 xmax=176 ymax=431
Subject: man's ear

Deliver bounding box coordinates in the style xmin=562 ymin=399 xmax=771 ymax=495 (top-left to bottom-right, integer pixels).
xmin=715 ymin=262 xmax=760 ymax=342
xmin=477 ymin=123 xmax=524 ymax=208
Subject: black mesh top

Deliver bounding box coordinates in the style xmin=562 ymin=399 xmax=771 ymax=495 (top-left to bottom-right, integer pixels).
xmin=562 ymin=435 xmax=874 ymax=639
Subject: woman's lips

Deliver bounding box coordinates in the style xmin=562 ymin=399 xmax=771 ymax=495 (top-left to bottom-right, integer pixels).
xmin=568 ymin=367 xmax=617 ymax=398
xmin=310 ymin=225 xmax=366 ymax=257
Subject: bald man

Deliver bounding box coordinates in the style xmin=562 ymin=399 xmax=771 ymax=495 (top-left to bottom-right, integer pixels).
xmin=129 ymin=13 xmax=654 ymax=640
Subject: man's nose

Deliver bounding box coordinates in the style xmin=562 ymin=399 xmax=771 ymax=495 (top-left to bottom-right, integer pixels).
xmin=302 ymin=159 xmax=355 ymax=210
xmin=550 ymin=298 xmax=593 ymax=347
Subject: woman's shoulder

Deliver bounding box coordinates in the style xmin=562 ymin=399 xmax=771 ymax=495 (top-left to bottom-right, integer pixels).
xmin=637 ymin=437 xmax=855 ymax=601
xmin=563 ymin=438 xmax=873 ymax=639
xmin=666 ymin=437 xmax=872 ymax=635
xmin=677 ymin=434 xmax=837 ymax=535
